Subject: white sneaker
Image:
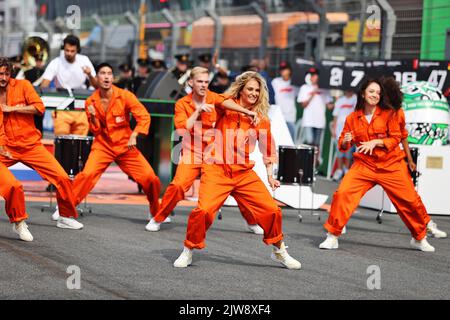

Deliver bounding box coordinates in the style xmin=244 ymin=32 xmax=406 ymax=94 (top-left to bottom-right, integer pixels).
xmin=13 ymin=221 xmax=33 ymax=242
xmin=410 ymin=237 xmax=435 ymax=252
xmin=162 ymin=217 xmax=171 ymax=224
xmin=56 ymin=217 xmax=84 ymax=230
xmin=271 ymin=242 xmax=301 ymax=270
xmin=332 ymin=169 xmax=343 ymax=181
xmin=247 ymin=224 xmax=264 ymax=235
xmin=145 ymin=218 xmax=161 ymax=232
xmin=342 ymin=226 xmax=347 ymax=235
xmin=51 ymin=207 xmax=60 ymax=221
xmin=173 ymin=247 xmax=193 ymax=268
xmin=319 ymin=233 xmax=339 ymax=249
xmin=427 ymin=220 xmax=447 ymax=239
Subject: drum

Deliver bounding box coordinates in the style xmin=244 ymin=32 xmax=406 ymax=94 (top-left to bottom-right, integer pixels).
xmin=54 ymin=135 xmax=93 ymax=177
xmin=407 ymin=146 xmax=419 ymax=186
xmin=277 ymin=145 xmax=315 ymax=185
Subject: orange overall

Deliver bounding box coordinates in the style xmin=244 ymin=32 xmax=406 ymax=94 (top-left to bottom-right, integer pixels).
xmin=72 ymin=86 xmax=161 ymax=216
xmin=0 ymin=79 xmax=78 ymax=218
xmin=152 ymin=90 xmax=257 ymax=225
xmin=397 ymin=108 xmax=430 ymax=226
xmin=184 ymin=108 xmax=283 ymax=249
xmin=324 ymin=107 xmax=428 ymax=240
xmin=0 ymin=110 xmax=28 ymax=223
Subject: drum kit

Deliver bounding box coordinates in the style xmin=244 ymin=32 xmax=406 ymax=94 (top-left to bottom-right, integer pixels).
xmin=42 ymin=135 xmax=94 ymax=214
xmin=276 ymin=144 xmax=318 ymax=222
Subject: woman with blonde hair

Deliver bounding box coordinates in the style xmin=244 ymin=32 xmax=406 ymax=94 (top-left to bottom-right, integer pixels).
xmin=173 ymin=71 xmax=302 ymax=269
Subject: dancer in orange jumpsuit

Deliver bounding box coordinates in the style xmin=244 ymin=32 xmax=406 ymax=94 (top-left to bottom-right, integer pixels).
xmin=173 ymin=71 xmax=302 ymax=269
xmin=53 ymin=63 xmax=161 ymax=224
xmin=0 ymin=109 xmax=33 ymax=241
xmin=145 ymin=67 xmax=262 ymax=234
xmin=319 ymin=78 xmax=435 ymax=252
xmin=0 ymin=57 xmax=82 ymax=230
xmin=382 ymin=76 xmax=446 ymax=238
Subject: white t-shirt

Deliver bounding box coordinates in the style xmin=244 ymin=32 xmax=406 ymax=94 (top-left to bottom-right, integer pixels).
xmin=332 ymin=94 xmax=357 ymax=138
xmin=42 ymin=52 xmax=96 ymax=89
xmin=271 ymin=77 xmax=299 ymax=123
xmin=297 ymin=84 xmax=332 ymax=129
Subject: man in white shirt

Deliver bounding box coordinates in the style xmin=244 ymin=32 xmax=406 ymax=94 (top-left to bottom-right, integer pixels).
xmin=40 ymin=35 xmax=97 ymax=136
xmin=297 ymin=68 xmax=333 ymax=164
xmin=271 ymin=62 xmax=299 ymax=140
xmin=331 ymin=90 xmax=357 ymax=180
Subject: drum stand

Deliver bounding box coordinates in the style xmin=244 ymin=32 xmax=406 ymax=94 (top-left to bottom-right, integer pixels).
xmin=376 ymin=192 xmax=385 ymax=224
xmin=40 ymin=185 xmax=56 ymax=212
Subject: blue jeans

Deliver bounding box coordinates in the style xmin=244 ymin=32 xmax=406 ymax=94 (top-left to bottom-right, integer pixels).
xmin=303 ymin=127 xmax=323 ymax=147
xmin=286 ymin=122 xmax=295 ymax=141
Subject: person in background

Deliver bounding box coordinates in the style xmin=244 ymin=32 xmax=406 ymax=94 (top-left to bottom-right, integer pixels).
xmin=297 ymin=68 xmax=333 ymax=165
xmin=133 ymin=58 xmax=151 ymax=94
xmin=24 ymin=53 xmax=46 ymax=85
xmin=24 ymin=53 xmax=47 ymax=133
xmin=40 ymin=34 xmax=97 ymax=137
xmin=331 ymin=90 xmax=357 ymax=181
xmin=271 ymin=61 xmax=299 ymax=141
xmin=171 ymin=53 xmax=190 ymax=81
xmin=115 ymin=63 xmax=134 ymax=92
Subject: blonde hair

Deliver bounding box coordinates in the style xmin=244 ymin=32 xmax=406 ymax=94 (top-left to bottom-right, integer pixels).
xmin=225 ymin=71 xmax=270 ymax=118
xmin=190 ymin=66 xmax=209 ymax=79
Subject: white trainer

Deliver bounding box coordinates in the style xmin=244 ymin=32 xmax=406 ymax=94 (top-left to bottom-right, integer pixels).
xmin=342 ymin=226 xmax=347 ymax=235
xmin=271 ymin=242 xmax=301 ymax=270
xmin=162 ymin=217 xmax=171 ymax=224
xmin=247 ymin=224 xmax=264 ymax=235
xmin=145 ymin=218 xmax=161 ymax=232
xmin=173 ymin=247 xmax=193 ymax=268
xmin=319 ymin=233 xmax=339 ymax=250
xmin=332 ymin=169 xmax=343 ymax=181
xmin=13 ymin=221 xmax=33 ymax=242
xmin=410 ymin=237 xmax=435 ymax=252
xmin=56 ymin=217 xmax=84 ymax=230
xmin=427 ymin=220 xmax=447 ymax=239
xmin=51 ymin=207 xmax=60 ymax=221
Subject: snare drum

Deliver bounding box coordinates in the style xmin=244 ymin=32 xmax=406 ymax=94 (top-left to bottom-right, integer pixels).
xmin=277 ymin=145 xmax=315 ymax=185
xmin=54 ymin=135 xmax=93 ymax=177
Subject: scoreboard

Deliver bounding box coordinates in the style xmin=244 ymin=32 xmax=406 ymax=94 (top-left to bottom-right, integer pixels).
xmin=292 ymin=58 xmax=450 ymax=98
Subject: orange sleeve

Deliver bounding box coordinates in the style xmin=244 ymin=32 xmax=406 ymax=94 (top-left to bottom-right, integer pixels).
xmin=258 ymin=119 xmax=278 ymax=164
xmin=0 ymin=111 xmax=5 ymax=145
xmin=85 ymin=97 xmax=101 ymax=135
xmin=23 ymin=80 xmax=45 ymax=115
xmin=214 ymin=92 xmax=227 ymax=119
xmin=383 ymin=111 xmax=402 ymax=152
xmin=397 ymin=109 xmax=409 ymax=140
xmin=338 ymin=116 xmax=354 ymax=152
xmin=125 ymin=91 xmax=150 ymax=136
xmin=174 ymin=99 xmax=189 ymax=130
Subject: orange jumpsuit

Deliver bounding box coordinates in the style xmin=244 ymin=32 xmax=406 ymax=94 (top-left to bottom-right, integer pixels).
xmin=397 ymin=108 xmax=431 ymax=226
xmin=0 ymin=110 xmax=28 ymax=223
xmin=72 ymin=86 xmax=161 ymax=216
xmin=324 ymin=106 xmax=428 ymax=240
xmin=0 ymin=79 xmax=78 ymax=218
xmin=184 ymin=106 xmax=283 ymax=249
xmin=53 ymin=110 xmax=89 ymax=136
xmin=152 ymin=90 xmax=257 ymax=225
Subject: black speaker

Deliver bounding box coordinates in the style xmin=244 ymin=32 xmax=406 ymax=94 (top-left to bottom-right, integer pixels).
xmin=136 ymin=71 xmax=186 ymax=101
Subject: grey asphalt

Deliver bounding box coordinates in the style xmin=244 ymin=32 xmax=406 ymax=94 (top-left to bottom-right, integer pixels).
xmin=0 ymin=178 xmax=449 ymax=300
